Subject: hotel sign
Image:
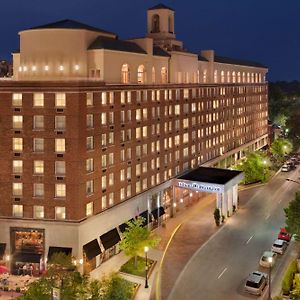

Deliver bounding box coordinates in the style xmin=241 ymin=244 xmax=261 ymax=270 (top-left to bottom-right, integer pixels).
xmin=176 ymin=181 xmax=223 ymax=193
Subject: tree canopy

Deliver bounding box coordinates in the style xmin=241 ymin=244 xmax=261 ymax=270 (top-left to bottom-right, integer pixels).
xmin=284 ymin=192 xmax=300 ymax=241
xmin=270 ymin=138 xmax=292 ymax=159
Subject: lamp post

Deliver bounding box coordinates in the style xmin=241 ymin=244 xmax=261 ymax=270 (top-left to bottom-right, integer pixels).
xmin=268 ymin=256 xmax=273 ymax=300
xmin=144 ymin=246 xmax=149 ymax=288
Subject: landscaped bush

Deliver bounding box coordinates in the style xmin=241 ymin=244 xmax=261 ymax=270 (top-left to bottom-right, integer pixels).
xmin=272 ymin=296 xmax=283 ymax=300
xmin=282 ymin=260 xmax=298 ymax=295
xmin=120 ymin=256 xmax=154 ymax=277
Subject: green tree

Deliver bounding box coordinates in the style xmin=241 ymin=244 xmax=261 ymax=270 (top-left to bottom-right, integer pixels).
xmin=18 ymin=277 xmax=51 ymax=300
xmin=273 ymin=113 xmax=288 ymax=128
xmin=270 ymin=138 xmax=292 ymax=160
xmin=119 ymin=217 xmax=160 ymax=267
xmin=284 ymin=192 xmax=300 ymax=241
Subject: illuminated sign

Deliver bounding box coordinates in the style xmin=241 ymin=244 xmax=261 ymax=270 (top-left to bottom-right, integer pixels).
xmin=177 ymin=181 xmax=223 ymax=193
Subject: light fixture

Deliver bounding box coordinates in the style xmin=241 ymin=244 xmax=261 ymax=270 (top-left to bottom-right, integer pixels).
xmin=59 ymin=65 xmax=64 ymax=71
xmin=23 ymin=66 xmax=27 ymax=72
xmin=79 ymin=258 xmax=83 ymax=265
xmin=180 ymin=198 xmax=183 ymax=203
xmin=5 ymin=255 xmax=10 ymax=262
xmin=189 ymin=193 xmax=193 ymax=197
xmin=173 ymin=203 xmax=177 ymax=208
xmin=18 ymin=66 xmax=22 ymax=72
xmin=44 ymin=65 xmax=49 ymax=71
xmin=32 ymin=65 xmax=37 ymax=71
xmin=74 ymin=64 xmax=80 ymax=71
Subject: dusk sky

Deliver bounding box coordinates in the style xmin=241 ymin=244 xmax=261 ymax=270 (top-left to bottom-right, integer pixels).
xmin=1 ymin=0 xmax=299 ymax=81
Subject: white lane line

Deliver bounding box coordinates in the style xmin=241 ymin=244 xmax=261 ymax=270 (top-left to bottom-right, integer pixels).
xmin=246 ymin=235 xmax=254 ymax=244
xmin=217 ymin=267 xmax=227 ymax=279
xmin=265 ymin=214 xmax=270 ymax=220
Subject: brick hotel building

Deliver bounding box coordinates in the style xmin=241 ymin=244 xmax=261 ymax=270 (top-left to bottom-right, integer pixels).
xmin=0 ymin=4 xmax=268 ymax=273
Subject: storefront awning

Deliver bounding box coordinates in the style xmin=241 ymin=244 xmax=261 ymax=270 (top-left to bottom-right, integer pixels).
xmin=0 ymin=243 xmax=6 ymax=259
xmin=119 ymin=218 xmax=134 ymax=233
xmin=100 ymin=228 xmax=120 ymax=250
xmin=48 ymin=246 xmax=72 ymax=261
xmin=14 ymin=252 xmax=41 ymax=263
xmin=83 ymin=239 xmax=101 ymax=260
xmin=139 ymin=210 xmax=152 ymax=226
xmin=151 ymin=206 xmax=165 ymax=220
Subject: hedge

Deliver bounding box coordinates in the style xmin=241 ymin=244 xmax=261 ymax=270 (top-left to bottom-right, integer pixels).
xmin=282 ymin=260 xmax=298 ymax=295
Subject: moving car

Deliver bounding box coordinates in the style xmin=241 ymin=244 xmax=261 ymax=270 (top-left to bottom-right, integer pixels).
xmin=259 ymin=251 xmax=277 ymax=268
xmin=245 ymin=271 xmax=268 ymax=296
xmin=278 ymin=228 xmax=292 ymax=242
xmin=272 ymin=239 xmax=288 ymax=254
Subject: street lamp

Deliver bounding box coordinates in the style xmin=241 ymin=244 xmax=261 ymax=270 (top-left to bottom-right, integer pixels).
xmin=268 ymin=256 xmax=273 ymax=300
xmin=144 ymin=246 xmax=149 ymax=288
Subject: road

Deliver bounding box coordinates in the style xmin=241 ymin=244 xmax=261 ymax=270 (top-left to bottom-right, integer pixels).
xmin=169 ymin=167 xmax=300 ymax=300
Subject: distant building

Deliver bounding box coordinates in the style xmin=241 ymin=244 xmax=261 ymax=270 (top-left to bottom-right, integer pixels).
xmin=0 ymin=4 xmax=268 ymax=274
xmin=0 ymin=60 xmax=12 ymax=77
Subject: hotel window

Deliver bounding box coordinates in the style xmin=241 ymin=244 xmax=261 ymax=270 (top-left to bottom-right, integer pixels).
xmin=183 ymin=147 xmax=189 ymax=157
xmin=232 ymin=72 xmax=236 ymax=83
xmin=101 ymin=92 xmax=107 ymax=105
xmin=13 ymin=138 xmax=23 ymax=151
xmin=86 ymin=136 xmax=94 ymax=150
xmin=120 ymin=111 xmax=125 ymax=123
xmin=55 ymin=207 xmax=66 ymax=220
xmin=142 ymin=162 xmax=147 ymax=173
xmin=136 ymin=181 xmax=141 ymax=193
xmin=136 ymin=109 xmax=141 ymax=121
xmin=142 ymin=178 xmax=147 ymax=190
xmin=55 ymin=138 xmax=65 ymax=153
xmin=214 ymin=70 xmax=218 ymax=83
xmin=101 ymin=112 xmax=107 ymax=125
xmin=33 ymin=138 xmax=44 ymax=152
xmin=13 ymin=116 xmax=23 ymax=129
xmin=34 ymin=206 xmax=44 ymax=219
xmin=101 ymin=134 xmax=107 ymax=146
xmin=109 ymin=193 xmax=114 ymax=206
xmin=109 ymin=112 xmax=114 ymax=124
xmin=142 ymin=126 xmax=147 ymax=138
xmin=109 ymin=173 xmax=114 ymax=186
xmin=13 ymin=205 xmax=23 ymax=217
xmin=120 ymin=188 xmax=125 ymax=201
xmin=86 ymin=114 xmax=93 ymax=128
xmin=55 ymin=183 xmax=66 ymax=197
xmin=127 ymin=148 xmax=132 ymax=160
xmin=33 ymin=115 xmax=44 ymax=129
xmin=161 ymin=67 xmax=168 ymax=83
xmin=34 ymin=160 xmax=44 ymax=174
xmin=127 ymin=167 xmax=131 ymax=179
xmin=183 ymin=133 xmax=189 ymax=143
xmin=34 ymin=183 xmax=44 ymax=197
xmin=127 ymin=185 xmax=131 ymax=197
xmin=121 ymin=64 xmax=130 ymax=83
xmin=142 ymin=108 xmax=148 ymax=120
xmin=121 ymin=91 xmax=126 ymax=104
xmin=86 ymin=158 xmax=94 ymax=173
xmin=102 ymin=195 xmax=107 ymax=210
xmin=109 ymin=132 xmax=114 ymax=144
xmin=108 ymin=153 xmax=114 ymax=165
xmin=86 ymin=93 xmax=93 ymax=106
xmin=12 ymin=93 xmax=22 ymax=106
xmin=237 ymin=72 xmax=241 ymax=83
xmin=183 ymin=89 xmax=189 ymax=99
xmin=55 ymin=161 xmax=66 ymax=175
xmin=175 ymin=105 xmax=180 ymax=115
xmin=142 ymin=144 xmax=147 ymax=155
xmin=86 ymin=180 xmax=94 ymax=195
xmin=137 ymin=65 xmax=146 ymax=84
xmin=13 ymin=183 xmax=22 ymax=196
xmin=55 ymin=93 xmax=66 ymax=107
xmin=127 ymin=91 xmax=131 ymax=103
xmin=136 ymin=127 xmax=141 ymax=139
xmin=101 ymin=176 xmax=107 ymax=190
xmin=109 ymin=92 xmax=114 ymax=104
xmin=120 ymin=169 xmax=125 ymax=181
xmin=102 ymin=155 xmax=107 ymax=168
xmin=86 ymin=202 xmax=93 ymax=217
xmin=33 ymin=93 xmax=44 ymax=107
xmin=13 ymin=160 xmax=23 ymax=173
xmin=136 ymin=164 xmax=141 ymax=177
xmin=55 ymin=116 xmax=66 ymax=130
xmin=136 ymin=145 xmax=141 ymax=157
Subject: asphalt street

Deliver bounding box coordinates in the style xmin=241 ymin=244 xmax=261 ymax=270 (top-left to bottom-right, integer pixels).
xmin=169 ymin=167 xmax=300 ymax=300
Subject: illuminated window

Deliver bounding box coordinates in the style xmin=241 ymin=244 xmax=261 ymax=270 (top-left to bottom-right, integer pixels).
xmin=55 ymin=161 xmax=65 ymax=175
xmin=86 ymin=93 xmax=93 ymax=106
xmin=121 ymin=64 xmax=130 ymax=83
xmin=86 ymin=180 xmax=94 ymax=195
xmin=13 ymin=205 xmax=23 ymax=217
xmin=86 ymin=136 xmax=94 ymax=150
xmin=101 ymin=112 xmax=107 ymax=125
xmin=86 ymin=158 xmax=93 ymax=173
xmin=34 ymin=160 xmax=44 ymax=174
xmin=33 ymin=93 xmax=44 ymax=107
xmin=221 ymin=71 xmax=225 ymax=83
xmin=33 ymin=138 xmax=44 ymax=152
xmin=12 ymin=93 xmax=22 ymax=106
xmin=55 ymin=207 xmax=66 ymax=220
xmin=102 ymin=195 xmax=107 ymax=210
xmin=86 ymin=114 xmax=93 ymax=128
xmin=203 ymin=70 xmax=207 ymax=83
xmin=55 ymin=93 xmax=66 ymax=107
xmin=34 ymin=115 xmax=44 ymax=129
xmin=13 ymin=183 xmax=22 ymax=196
xmin=161 ymin=67 xmax=168 ymax=83
xmin=13 ymin=116 xmax=23 ymax=129
xmin=109 ymin=173 xmax=114 ymax=186
xmin=13 ymin=160 xmax=23 ymax=173
xmin=120 ymin=188 xmax=125 ymax=201
xmin=109 ymin=193 xmax=114 ymax=206
xmin=101 ymin=176 xmax=106 ymax=190
xmin=34 ymin=183 xmax=44 ymax=197
xmin=232 ymin=72 xmax=236 ymax=83
xmin=152 ymin=67 xmax=155 ymax=83
xmin=55 ymin=138 xmax=65 ymax=153
xmin=137 ymin=65 xmax=146 ymax=84
xmin=55 ymin=116 xmax=66 ymax=130
xmin=55 ymin=184 xmax=66 ymax=197
xmin=13 ymin=138 xmax=23 ymax=151
xmin=214 ymin=70 xmax=218 ymax=83
xmin=34 ymin=206 xmax=44 ymax=219
xmin=86 ymin=202 xmax=93 ymax=217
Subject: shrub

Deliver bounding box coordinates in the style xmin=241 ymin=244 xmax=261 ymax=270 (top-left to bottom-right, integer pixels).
xmin=282 ymin=260 xmax=298 ymax=295
xmin=272 ymin=296 xmax=283 ymax=300
xmin=214 ymin=208 xmax=220 ymax=226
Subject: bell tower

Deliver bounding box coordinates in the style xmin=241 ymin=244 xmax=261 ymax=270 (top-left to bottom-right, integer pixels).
xmin=147 ymin=4 xmax=176 ymax=43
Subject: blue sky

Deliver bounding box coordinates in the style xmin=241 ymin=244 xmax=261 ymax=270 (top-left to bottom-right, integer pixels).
xmin=1 ymin=0 xmax=300 ymax=81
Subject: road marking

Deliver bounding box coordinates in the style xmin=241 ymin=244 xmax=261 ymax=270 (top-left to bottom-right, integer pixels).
xmin=217 ymin=267 xmax=227 ymax=279
xmin=246 ymin=235 xmax=253 ymax=244
xmin=265 ymin=214 xmax=270 ymax=220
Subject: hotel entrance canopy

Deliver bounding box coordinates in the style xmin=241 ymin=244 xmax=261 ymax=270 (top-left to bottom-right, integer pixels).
xmin=175 ymin=167 xmax=244 ymax=194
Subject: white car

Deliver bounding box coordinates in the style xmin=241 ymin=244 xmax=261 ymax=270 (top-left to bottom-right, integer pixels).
xmin=281 ymin=165 xmax=290 ymax=172
xmin=259 ymin=251 xmax=277 ymax=268
xmin=272 ymin=239 xmax=288 ymax=254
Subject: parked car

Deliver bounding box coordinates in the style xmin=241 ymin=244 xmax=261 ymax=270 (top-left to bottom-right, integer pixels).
xmin=281 ymin=164 xmax=290 ymax=172
xmin=291 ymin=156 xmax=299 ymax=165
xmin=287 ymin=161 xmax=296 ymax=170
xmin=245 ymin=271 xmax=268 ymax=296
xmin=278 ymin=228 xmax=292 ymax=242
xmin=272 ymin=239 xmax=288 ymax=254
xmin=259 ymin=251 xmax=277 ymax=268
